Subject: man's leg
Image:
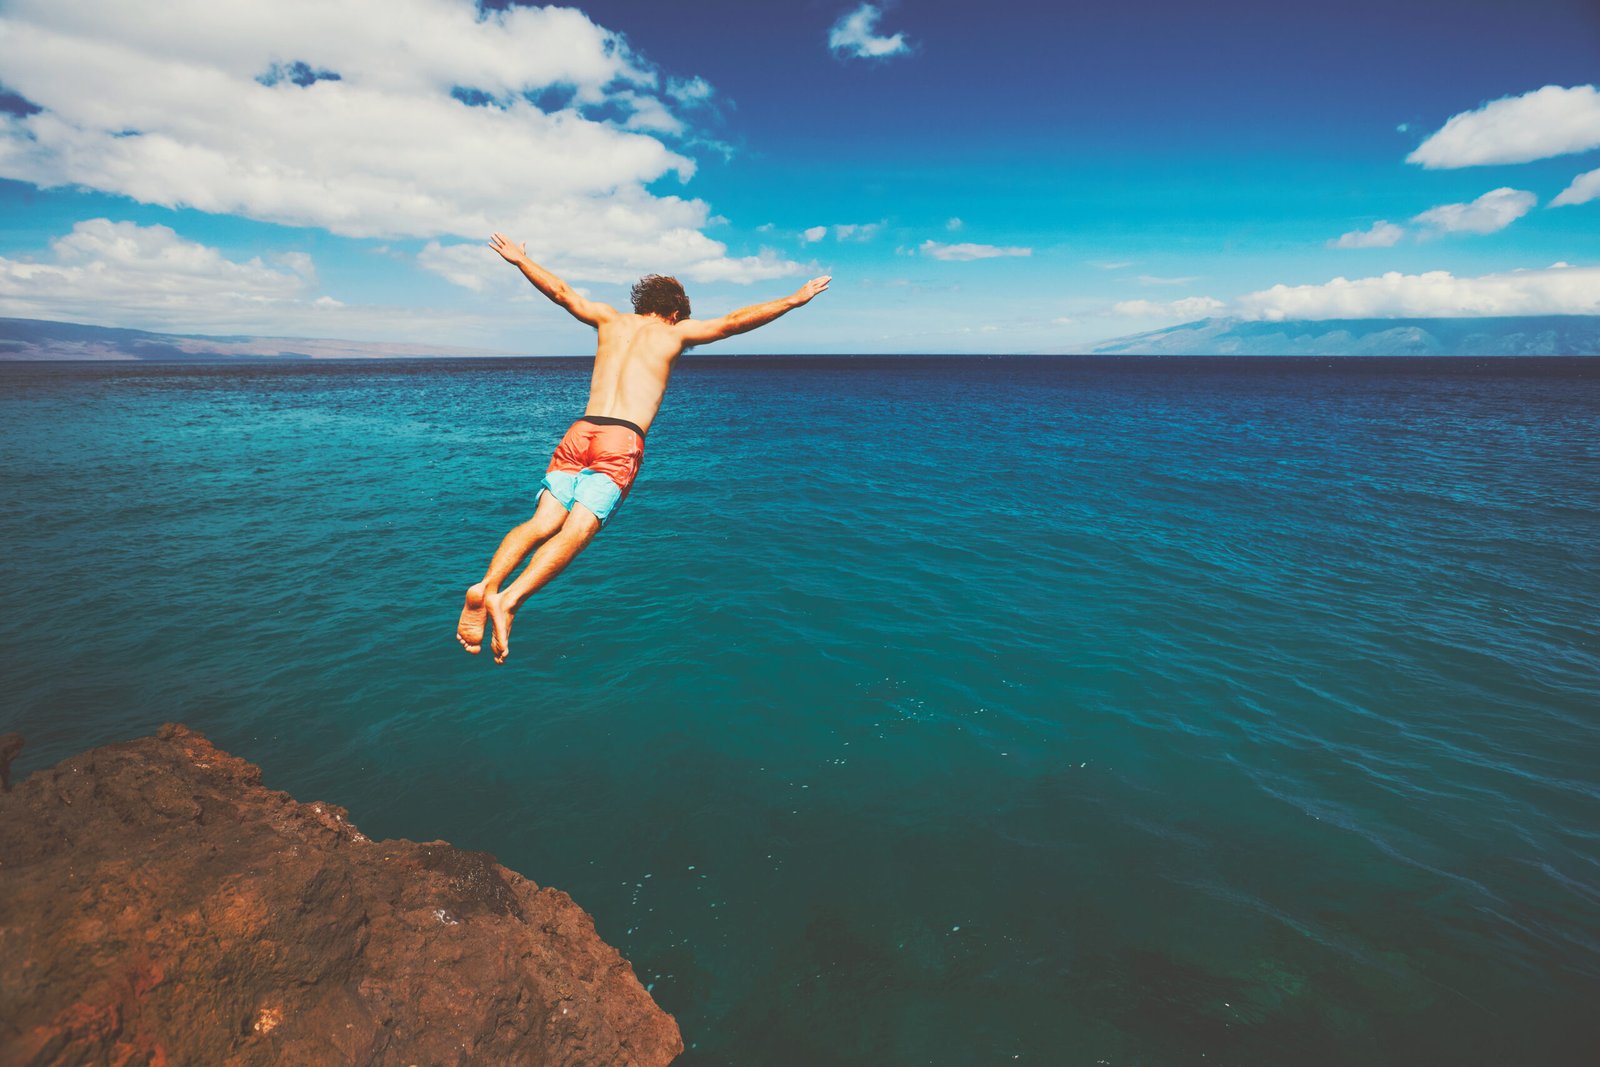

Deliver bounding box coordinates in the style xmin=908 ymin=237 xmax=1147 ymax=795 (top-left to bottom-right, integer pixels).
xmin=484 ymin=504 xmax=603 ymax=664
xmin=457 ymin=490 xmax=570 ymax=653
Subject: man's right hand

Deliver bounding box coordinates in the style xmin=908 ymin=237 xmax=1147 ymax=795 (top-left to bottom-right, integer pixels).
xmin=792 ymin=276 xmax=831 ymax=306
xmin=488 ymin=232 xmax=528 ymax=265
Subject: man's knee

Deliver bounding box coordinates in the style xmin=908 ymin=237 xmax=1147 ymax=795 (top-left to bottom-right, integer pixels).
xmin=558 ymin=507 xmax=603 ymax=543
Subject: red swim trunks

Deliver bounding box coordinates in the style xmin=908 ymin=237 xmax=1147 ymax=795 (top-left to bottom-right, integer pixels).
xmin=539 ymin=415 xmax=645 ymax=525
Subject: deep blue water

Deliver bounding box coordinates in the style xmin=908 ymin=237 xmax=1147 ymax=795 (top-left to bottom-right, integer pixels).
xmin=3 ymin=355 xmax=1598 ymax=1064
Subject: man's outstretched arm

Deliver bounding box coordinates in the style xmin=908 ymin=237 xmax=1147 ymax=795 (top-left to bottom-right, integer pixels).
xmin=488 ymin=232 xmax=617 ymax=327
xmin=675 ymin=276 xmax=831 ymax=346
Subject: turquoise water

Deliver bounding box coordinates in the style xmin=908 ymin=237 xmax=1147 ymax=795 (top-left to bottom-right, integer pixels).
xmin=3 ymin=356 xmax=1597 ymax=1064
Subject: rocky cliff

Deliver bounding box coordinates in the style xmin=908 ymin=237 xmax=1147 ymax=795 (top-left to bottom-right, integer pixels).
xmin=0 ymin=724 xmax=682 ymax=1066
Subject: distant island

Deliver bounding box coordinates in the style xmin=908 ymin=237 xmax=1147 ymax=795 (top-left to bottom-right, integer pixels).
xmin=5 ymin=314 xmax=1600 ymax=360
xmin=1091 ymin=316 xmax=1600 ymax=356
xmin=0 ymin=317 xmax=505 ymax=361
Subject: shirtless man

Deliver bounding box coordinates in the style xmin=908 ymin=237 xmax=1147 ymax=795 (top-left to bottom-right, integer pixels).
xmin=456 ymin=232 xmax=830 ymax=664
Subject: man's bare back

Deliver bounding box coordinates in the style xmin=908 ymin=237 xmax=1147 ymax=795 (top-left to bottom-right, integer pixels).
xmin=456 ymin=233 xmax=829 ymax=663
xmin=487 ymin=232 xmax=828 ymax=435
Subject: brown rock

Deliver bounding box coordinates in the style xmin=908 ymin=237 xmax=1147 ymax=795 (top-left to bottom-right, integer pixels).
xmin=0 ymin=732 xmax=21 ymax=791
xmin=0 ymin=724 xmax=682 ymax=1066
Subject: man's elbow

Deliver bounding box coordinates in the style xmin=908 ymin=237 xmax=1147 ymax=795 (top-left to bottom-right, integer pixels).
xmin=688 ymin=317 xmax=736 ymax=344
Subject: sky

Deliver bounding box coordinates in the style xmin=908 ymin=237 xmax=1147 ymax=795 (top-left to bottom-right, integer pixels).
xmin=0 ymin=0 xmax=1597 ymax=354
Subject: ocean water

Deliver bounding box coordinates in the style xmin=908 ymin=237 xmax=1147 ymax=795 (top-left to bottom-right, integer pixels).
xmin=2 ymin=355 xmax=1597 ymax=1065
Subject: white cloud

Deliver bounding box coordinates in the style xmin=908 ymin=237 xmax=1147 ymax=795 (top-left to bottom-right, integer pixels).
xmin=0 ymin=219 xmax=316 ymax=327
xmin=1237 ymin=264 xmax=1600 ymax=320
xmin=1552 ymin=167 xmax=1600 ymax=207
xmin=0 ymin=216 xmax=492 ymax=342
xmin=1090 ymin=260 xmax=1134 ymax=270
xmin=832 ymin=222 xmax=883 ymax=241
xmin=1113 ymin=296 xmax=1225 ymax=319
xmin=829 ymin=4 xmax=911 ymax=60
xmin=419 ymin=238 xmax=799 ymax=291
xmin=683 ymin=248 xmax=807 ymax=284
xmin=919 ymin=240 xmax=1031 ymax=261
xmin=1407 ymin=84 xmax=1600 ymax=168
xmin=802 ymin=226 xmax=829 ymax=244
xmin=1412 ymin=187 xmax=1536 ymax=235
xmin=946 ymin=217 xmax=963 ymax=231
xmin=0 ymin=218 xmax=580 ymax=346
xmin=667 ymin=76 xmax=714 ymax=106
xmin=417 ymin=241 xmax=499 ymax=294
xmin=0 ymin=0 xmax=800 ymax=284
xmin=1329 ymin=220 xmax=1405 ymax=249
xmin=1137 ymin=274 xmax=1200 ymax=286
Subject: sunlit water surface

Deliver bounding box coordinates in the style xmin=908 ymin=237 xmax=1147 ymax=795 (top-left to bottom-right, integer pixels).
xmin=3 ymin=356 xmax=1597 ymax=1064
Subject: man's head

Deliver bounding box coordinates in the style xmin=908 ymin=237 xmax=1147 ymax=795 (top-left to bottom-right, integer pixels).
xmin=631 ymin=274 xmax=691 ymax=323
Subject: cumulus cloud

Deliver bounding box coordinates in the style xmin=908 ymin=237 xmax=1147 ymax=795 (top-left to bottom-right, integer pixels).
xmin=1407 ymin=84 xmax=1600 ymax=168
xmin=667 ymin=76 xmax=714 ymax=106
xmin=829 ymin=4 xmax=911 ymax=59
xmin=1412 ymin=187 xmax=1537 ymax=235
xmin=0 ymin=219 xmax=317 ymax=327
xmin=1112 ymin=296 xmax=1225 ymax=319
xmin=1329 ymin=220 xmax=1405 ymax=249
xmin=919 ymin=240 xmax=1031 ymax=261
xmin=420 ymin=237 xmax=801 ymax=291
xmin=1237 ymin=264 xmax=1600 ymax=320
xmin=0 ymin=0 xmax=800 ymax=284
xmin=1551 ymin=167 xmax=1600 ymax=207
xmin=946 ymin=217 xmax=963 ymax=231
xmin=0 ymin=218 xmax=549 ymax=344
xmin=832 ymin=222 xmax=883 ymax=241
xmin=802 ymin=222 xmax=881 ymax=243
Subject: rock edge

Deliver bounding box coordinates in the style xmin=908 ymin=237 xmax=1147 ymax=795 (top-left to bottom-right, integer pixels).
xmin=0 ymin=724 xmax=682 ymax=1066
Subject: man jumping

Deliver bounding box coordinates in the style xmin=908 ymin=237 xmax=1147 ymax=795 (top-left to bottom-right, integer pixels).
xmin=456 ymin=232 xmax=831 ymax=664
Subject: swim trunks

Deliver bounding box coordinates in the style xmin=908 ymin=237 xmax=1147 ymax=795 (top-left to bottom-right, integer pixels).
xmin=539 ymin=415 xmax=645 ymax=526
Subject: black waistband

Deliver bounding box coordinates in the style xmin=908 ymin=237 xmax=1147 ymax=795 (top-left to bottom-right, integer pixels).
xmin=581 ymin=414 xmax=647 ymax=439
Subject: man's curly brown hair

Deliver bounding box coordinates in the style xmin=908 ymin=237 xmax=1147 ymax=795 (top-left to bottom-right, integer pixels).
xmin=630 ymin=274 xmax=691 ymax=322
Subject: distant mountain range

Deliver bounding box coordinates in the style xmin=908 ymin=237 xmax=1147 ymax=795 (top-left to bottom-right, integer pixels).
xmin=5 ymin=313 xmax=1599 ymax=361
xmin=0 ymin=317 xmax=501 ymax=360
xmin=1090 ymin=316 xmax=1600 ymax=356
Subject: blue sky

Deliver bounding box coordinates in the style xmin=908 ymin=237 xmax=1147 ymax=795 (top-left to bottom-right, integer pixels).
xmin=1 ymin=0 xmax=1597 ymax=353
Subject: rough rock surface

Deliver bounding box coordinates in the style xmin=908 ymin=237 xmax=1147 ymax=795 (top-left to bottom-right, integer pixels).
xmin=0 ymin=724 xmax=682 ymax=1066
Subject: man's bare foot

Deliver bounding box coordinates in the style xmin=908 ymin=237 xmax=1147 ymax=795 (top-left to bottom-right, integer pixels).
xmin=485 ymin=590 xmax=514 ymax=665
xmin=456 ymin=583 xmax=487 ymax=654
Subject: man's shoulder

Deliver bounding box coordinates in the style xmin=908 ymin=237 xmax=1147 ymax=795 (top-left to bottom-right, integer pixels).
xmin=604 ymin=311 xmax=675 ymax=330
